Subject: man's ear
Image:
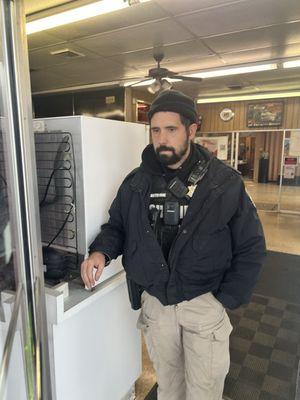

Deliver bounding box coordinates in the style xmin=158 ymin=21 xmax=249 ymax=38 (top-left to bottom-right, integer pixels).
xmin=188 ymin=123 xmax=198 ymax=141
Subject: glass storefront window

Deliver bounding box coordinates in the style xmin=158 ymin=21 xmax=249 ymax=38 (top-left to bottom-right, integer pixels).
xmin=0 ymin=2 xmax=16 ymax=307
xmin=279 ymin=129 xmax=300 ymax=213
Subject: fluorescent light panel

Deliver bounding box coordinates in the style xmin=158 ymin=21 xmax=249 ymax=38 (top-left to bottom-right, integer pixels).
xmin=186 ymin=63 xmax=277 ymax=79
xmin=26 ymin=0 xmax=151 ymax=35
xmin=197 ymin=91 xmax=300 ymax=104
xmin=283 ymin=59 xmax=300 ymax=69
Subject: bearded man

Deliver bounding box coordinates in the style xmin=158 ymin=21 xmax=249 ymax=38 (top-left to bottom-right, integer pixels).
xmin=81 ymin=90 xmax=266 ymax=400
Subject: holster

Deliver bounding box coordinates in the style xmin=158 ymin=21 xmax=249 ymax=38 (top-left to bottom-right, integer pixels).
xmin=126 ymin=276 xmax=143 ymax=310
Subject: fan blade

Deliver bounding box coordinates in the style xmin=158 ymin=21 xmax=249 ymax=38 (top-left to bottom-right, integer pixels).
xmin=173 ymin=75 xmax=203 ymax=82
xmin=123 ymin=78 xmax=154 ymax=87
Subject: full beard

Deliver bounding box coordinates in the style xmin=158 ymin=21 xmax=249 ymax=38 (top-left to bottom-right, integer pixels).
xmin=155 ymin=139 xmax=189 ymax=166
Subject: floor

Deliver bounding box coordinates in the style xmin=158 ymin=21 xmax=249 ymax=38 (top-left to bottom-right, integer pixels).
xmin=134 ymin=180 xmax=300 ymax=400
xmin=245 ymin=180 xmax=300 ymax=213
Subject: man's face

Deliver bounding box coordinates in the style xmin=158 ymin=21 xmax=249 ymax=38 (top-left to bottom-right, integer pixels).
xmin=150 ymin=111 xmax=197 ymax=169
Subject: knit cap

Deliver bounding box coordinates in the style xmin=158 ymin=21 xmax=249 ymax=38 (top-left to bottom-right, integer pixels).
xmin=148 ymin=90 xmax=198 ymax=123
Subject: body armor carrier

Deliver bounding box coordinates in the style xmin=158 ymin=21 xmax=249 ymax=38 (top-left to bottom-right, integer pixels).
xmin=148 ymin=157 xmax=210 ymax=259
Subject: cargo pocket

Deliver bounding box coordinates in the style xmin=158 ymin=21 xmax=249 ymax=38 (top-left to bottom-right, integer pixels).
xmin=211 ymin=314 xmax=232 ymax=379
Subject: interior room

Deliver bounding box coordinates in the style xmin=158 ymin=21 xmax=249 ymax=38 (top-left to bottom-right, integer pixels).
xmin=0 ymin=0 xmax=300 ymax=399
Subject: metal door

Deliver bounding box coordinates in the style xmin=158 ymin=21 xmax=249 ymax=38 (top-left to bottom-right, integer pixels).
xmin=0 ymin=1 xmax=52 ymax=398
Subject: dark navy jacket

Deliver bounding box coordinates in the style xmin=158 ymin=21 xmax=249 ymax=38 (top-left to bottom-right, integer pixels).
xmin=90 ymin=145 xmax=266 ymax=310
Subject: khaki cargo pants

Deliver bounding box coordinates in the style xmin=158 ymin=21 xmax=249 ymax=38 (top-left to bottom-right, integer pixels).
xmin=137 ymin=291 xmax=232 ymax=400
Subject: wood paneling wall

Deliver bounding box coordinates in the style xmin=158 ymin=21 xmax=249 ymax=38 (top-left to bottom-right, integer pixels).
xmin=253 ymin=132 xmax=283 ymax=182
xmin=125 ymin=87 xmax=154 ymax=122
xmin=198 ymin=97 xmax=300 ymax=132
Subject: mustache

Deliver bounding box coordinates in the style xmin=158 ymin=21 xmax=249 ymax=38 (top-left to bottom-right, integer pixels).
xmin=156 ymin=146 xmax=175 ymax=153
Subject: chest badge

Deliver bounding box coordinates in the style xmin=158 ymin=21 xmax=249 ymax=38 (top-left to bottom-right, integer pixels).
xmin=187 ymin=185 xmax=197 ymax=198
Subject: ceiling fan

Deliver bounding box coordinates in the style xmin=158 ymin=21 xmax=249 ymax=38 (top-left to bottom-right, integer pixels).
xmin=128 ymin=53 xmax=203 ymax=93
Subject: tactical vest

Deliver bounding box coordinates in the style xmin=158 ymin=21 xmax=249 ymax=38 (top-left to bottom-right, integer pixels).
xmin=148 ymin=157 xmax=211 ymax=260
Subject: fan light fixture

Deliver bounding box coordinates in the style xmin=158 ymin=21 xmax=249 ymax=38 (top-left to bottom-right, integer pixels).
xmin=161 ymin=79 xmax=172 ymax=91
xmin=26 ymin=0 xmax=151 ymax=35
xmin=147 ymin=78 xmax=173 ymax=93
xmin=148 ymin=79 xmax=161 ymax=94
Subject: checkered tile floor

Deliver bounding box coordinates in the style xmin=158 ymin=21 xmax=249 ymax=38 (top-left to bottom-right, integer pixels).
xmin=225 ymin=293 xmax=300 ymax=400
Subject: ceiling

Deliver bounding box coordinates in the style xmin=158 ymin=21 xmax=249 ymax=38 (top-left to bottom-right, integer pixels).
xmin=25 ymin=0 xmax=300 ymax=99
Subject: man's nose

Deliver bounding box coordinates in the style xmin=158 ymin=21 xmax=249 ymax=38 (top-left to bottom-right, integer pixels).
xmin=158 ymin=131 xmax=168 ymax=145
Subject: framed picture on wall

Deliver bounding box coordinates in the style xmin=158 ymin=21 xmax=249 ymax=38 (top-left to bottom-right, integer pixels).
xmin=247 ymin=101 xmax=284 ymax=127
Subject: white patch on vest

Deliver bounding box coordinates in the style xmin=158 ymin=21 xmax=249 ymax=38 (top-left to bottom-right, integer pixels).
xmin=149 ymin=203 xmax=189 ymax=219
xmin=150 ymin=193 xmax=167 ymax=198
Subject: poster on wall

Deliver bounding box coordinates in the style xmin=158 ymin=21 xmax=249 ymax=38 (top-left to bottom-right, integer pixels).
xmin=195 ymin=136 xmax=228 ymax=160
xmin=247 ymin=102 xmax=283 ymax=127
xmin=289 ymin=131 xmax=300 ymax=156
xmin=283 ymin=165 xmax=296 ymax=179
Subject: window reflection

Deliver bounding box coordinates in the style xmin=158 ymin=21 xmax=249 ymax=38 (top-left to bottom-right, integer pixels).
xmin=0 ymin=122 xmax=15 ymax=292
xmin=0 ymin=43 xmax=15 ymax=293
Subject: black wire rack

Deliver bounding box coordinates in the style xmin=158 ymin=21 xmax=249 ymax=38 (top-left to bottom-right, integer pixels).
xmin=34 ymin=131 xmax=78 ymax=257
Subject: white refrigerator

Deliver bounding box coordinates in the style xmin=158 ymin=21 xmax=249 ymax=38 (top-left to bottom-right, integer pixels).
xmin=1 ymin=116 xmax=148 ymax=400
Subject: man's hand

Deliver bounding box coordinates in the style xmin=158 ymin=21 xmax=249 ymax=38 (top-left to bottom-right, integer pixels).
xmin=81 ymin=251 xmax=106 ymax=289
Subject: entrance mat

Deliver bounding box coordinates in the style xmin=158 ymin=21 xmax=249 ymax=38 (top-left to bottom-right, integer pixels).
xmin=144 ymin=383 xmax=157 ymax=400
xmin=254 ymin=250 xmax=300 ymax=305
xmin=144 ymin=251 xmax=300 ymax=400
xmin=145 ymin=294 xmax=300 ymax=400
xmin=144 ymin=294 xmax=300 ymax=400
xmin=224 ymin=293 xmax=300 ymax=400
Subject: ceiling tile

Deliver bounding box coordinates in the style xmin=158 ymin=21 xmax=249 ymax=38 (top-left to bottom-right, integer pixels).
xmin=204 ymin=22 xmax=300 ymax=53
xmin=29 ymin=43 xmax=102 ymax=69
xmin=73 ymin=19 xmax=194 ymax=57
xmin=25 ymin=0 xmax=73 ymax=15
xmin=176 ymin=0 xmax=300 ymax=38
xmin=46 ymin=59 xmax=139 ymax=82
xmin=41 ymin=2 xmax=169 ymax=41
xmin=27 ymin=0 xmax=300 ymax=95
xmin=155 ymin=0 xmax=242 ymax=16
xmin=220 ymin=43 xmax=300 ymax=64
xmin=27 ymin=31 xmax=66 ymax=49
xmin=30 ymin=69 xmax=71 ymax=92
xmin=108 ymin=40 xmax=213 ymax=69
xmin=162 ymin=57 xmax=225 ymax=74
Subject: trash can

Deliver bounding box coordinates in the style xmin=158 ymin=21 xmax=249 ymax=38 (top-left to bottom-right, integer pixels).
xmin=258 ymin=158 xmax=269 ymax=183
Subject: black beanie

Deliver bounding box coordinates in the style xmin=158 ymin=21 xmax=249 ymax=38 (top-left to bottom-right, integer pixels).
xmin=148 ymin=90 xmax=198 ymax=124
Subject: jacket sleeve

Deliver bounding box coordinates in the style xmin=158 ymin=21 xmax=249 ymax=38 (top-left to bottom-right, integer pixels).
xmin=88 ymin=186 xmax=125 ymax=260
xmin=215 ymin=181 xmax=267 ymax=309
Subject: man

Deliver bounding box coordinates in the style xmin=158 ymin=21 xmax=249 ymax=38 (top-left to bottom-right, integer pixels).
xmin=81 ymin=90 xmax=266 ymax=400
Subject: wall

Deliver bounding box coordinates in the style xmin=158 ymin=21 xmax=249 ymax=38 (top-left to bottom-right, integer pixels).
xmin=198 ymin=97 xmax=300 ymax=132
xmin=125 ymin=87 xmax=154 ymax=123
xmin=33 ymin=87 xmax=125 ymax=120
